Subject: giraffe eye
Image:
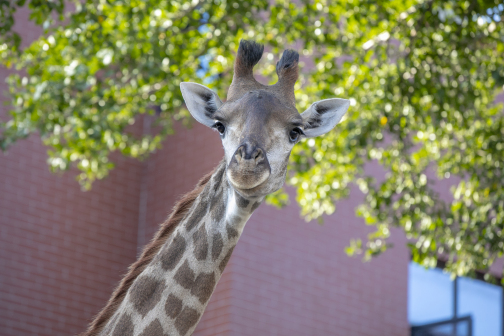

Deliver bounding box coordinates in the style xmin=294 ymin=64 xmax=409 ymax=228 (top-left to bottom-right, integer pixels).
xmin=289 ymin=127 xmax=304 ymax=142
xmin=213 ymin=121 xmax=226 ymax=135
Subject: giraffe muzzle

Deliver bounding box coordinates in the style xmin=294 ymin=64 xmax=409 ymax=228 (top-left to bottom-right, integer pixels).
xmin=227 ymin=142 xmax=271 ymax=190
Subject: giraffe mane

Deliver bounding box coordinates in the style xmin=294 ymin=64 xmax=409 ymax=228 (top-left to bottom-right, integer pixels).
xmin=80 ymin=167 xmax=216 ymax=336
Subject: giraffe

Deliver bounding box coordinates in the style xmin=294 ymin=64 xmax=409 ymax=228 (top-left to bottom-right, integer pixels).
xmin=82 ymin=40 xmax=350 ymax=336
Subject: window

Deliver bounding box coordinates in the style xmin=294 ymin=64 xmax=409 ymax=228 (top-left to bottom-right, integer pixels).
xmin=408 ymin=261 xmax=503 ymax=336
xmin=458 ymin=276 xmax=502 ymax=336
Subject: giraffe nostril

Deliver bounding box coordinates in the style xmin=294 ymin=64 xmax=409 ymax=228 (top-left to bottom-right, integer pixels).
xmin=254 ymin=149 xmax=262 ymax=162
xmin=235 ymin=148 xmax=243 ymax=162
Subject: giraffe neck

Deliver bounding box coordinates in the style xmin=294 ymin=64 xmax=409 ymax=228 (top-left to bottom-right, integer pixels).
xmin=101 ymin=160 xmax=262 ymax=336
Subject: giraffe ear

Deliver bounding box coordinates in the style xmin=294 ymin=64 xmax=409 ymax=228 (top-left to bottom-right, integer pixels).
xmin=300 ymin=98 xmax=350 ymax=138
xmin=180 ymin=82 xmax=223 ymax=127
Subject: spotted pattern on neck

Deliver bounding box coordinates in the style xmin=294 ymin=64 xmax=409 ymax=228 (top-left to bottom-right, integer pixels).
xmin=100 ymin=160 xmax=262 ymax=336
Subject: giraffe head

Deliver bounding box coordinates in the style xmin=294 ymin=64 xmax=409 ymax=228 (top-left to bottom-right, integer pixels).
xmin=181 ymin=40 xmax=349 ymax=198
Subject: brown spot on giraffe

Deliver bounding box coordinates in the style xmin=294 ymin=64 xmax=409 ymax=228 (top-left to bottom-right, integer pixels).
xmin=210 ymin=184 xmax=227 ymax=223
xmin=251 ymin=201 xmax=261 ymax=212
xmin=212 ymin=167 xmax=226 ymax=192
xmin=212 ymin=232 xmax=223 ymax=261
xmin=235 ymin=191 xmax=250 ymax=208
xmin=219 ymin=246 xmax=235 ymax=273
xmin=174 ymin=260 xmax=216 ymax=303
xmin=192 ymin=225 xmax=209 ymax=260
xmin=165 ymin=293 xmax=183 ymax=319
xmin=191 ymin=271 xmax=216 ymax=303
xmin=111 ymin=314 xmax=134 ymax=336
xmin=129 ymin=276 xmax=166 ymax=317
xmin=226 ymin=223 xmax=238 ymax=240
xmin=138 ymin=319 xmax=167 ymax=336
xmin=159 ymin=232 xmax=186 ymax=271
xmin=174 ymin=307 xmax=201 ymax=336
xmin=186 ymin=186 xmax=210 ymax=232
xmin=174 ymin=260 xmax=196 ymax=289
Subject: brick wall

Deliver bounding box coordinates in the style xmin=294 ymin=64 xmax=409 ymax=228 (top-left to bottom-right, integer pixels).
xmin=0 ymin=136 xmax=143 ymax=335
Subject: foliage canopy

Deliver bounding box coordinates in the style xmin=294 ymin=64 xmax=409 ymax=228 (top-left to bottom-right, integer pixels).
xmin=1 ymin=0 xmax=504 ymax=280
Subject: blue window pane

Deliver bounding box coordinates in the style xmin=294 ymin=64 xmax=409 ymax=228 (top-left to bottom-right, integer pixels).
xmin=408 ymin=262 xmax=454 ymax=324
xmin=458 ymin=277 xmax=502 ymax=336
xmin=411 ymin=317 xmax=472 ymax=336
xmin=425 ymin=321 xmax=470 ymax=336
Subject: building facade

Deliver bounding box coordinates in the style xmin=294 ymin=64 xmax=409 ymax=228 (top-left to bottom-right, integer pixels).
xmin=2 ymin=7 xmax=501 ymax=336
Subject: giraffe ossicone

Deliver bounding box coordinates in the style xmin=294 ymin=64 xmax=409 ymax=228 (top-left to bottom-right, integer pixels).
xmin=83 ymin=40 xmax=350 ymax=336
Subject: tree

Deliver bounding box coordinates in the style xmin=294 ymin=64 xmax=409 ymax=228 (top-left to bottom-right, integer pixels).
xmin=0 ymin=0 xmax=65 ymax=60
xmin=1 ymin=0 xmax=503 ymax=280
